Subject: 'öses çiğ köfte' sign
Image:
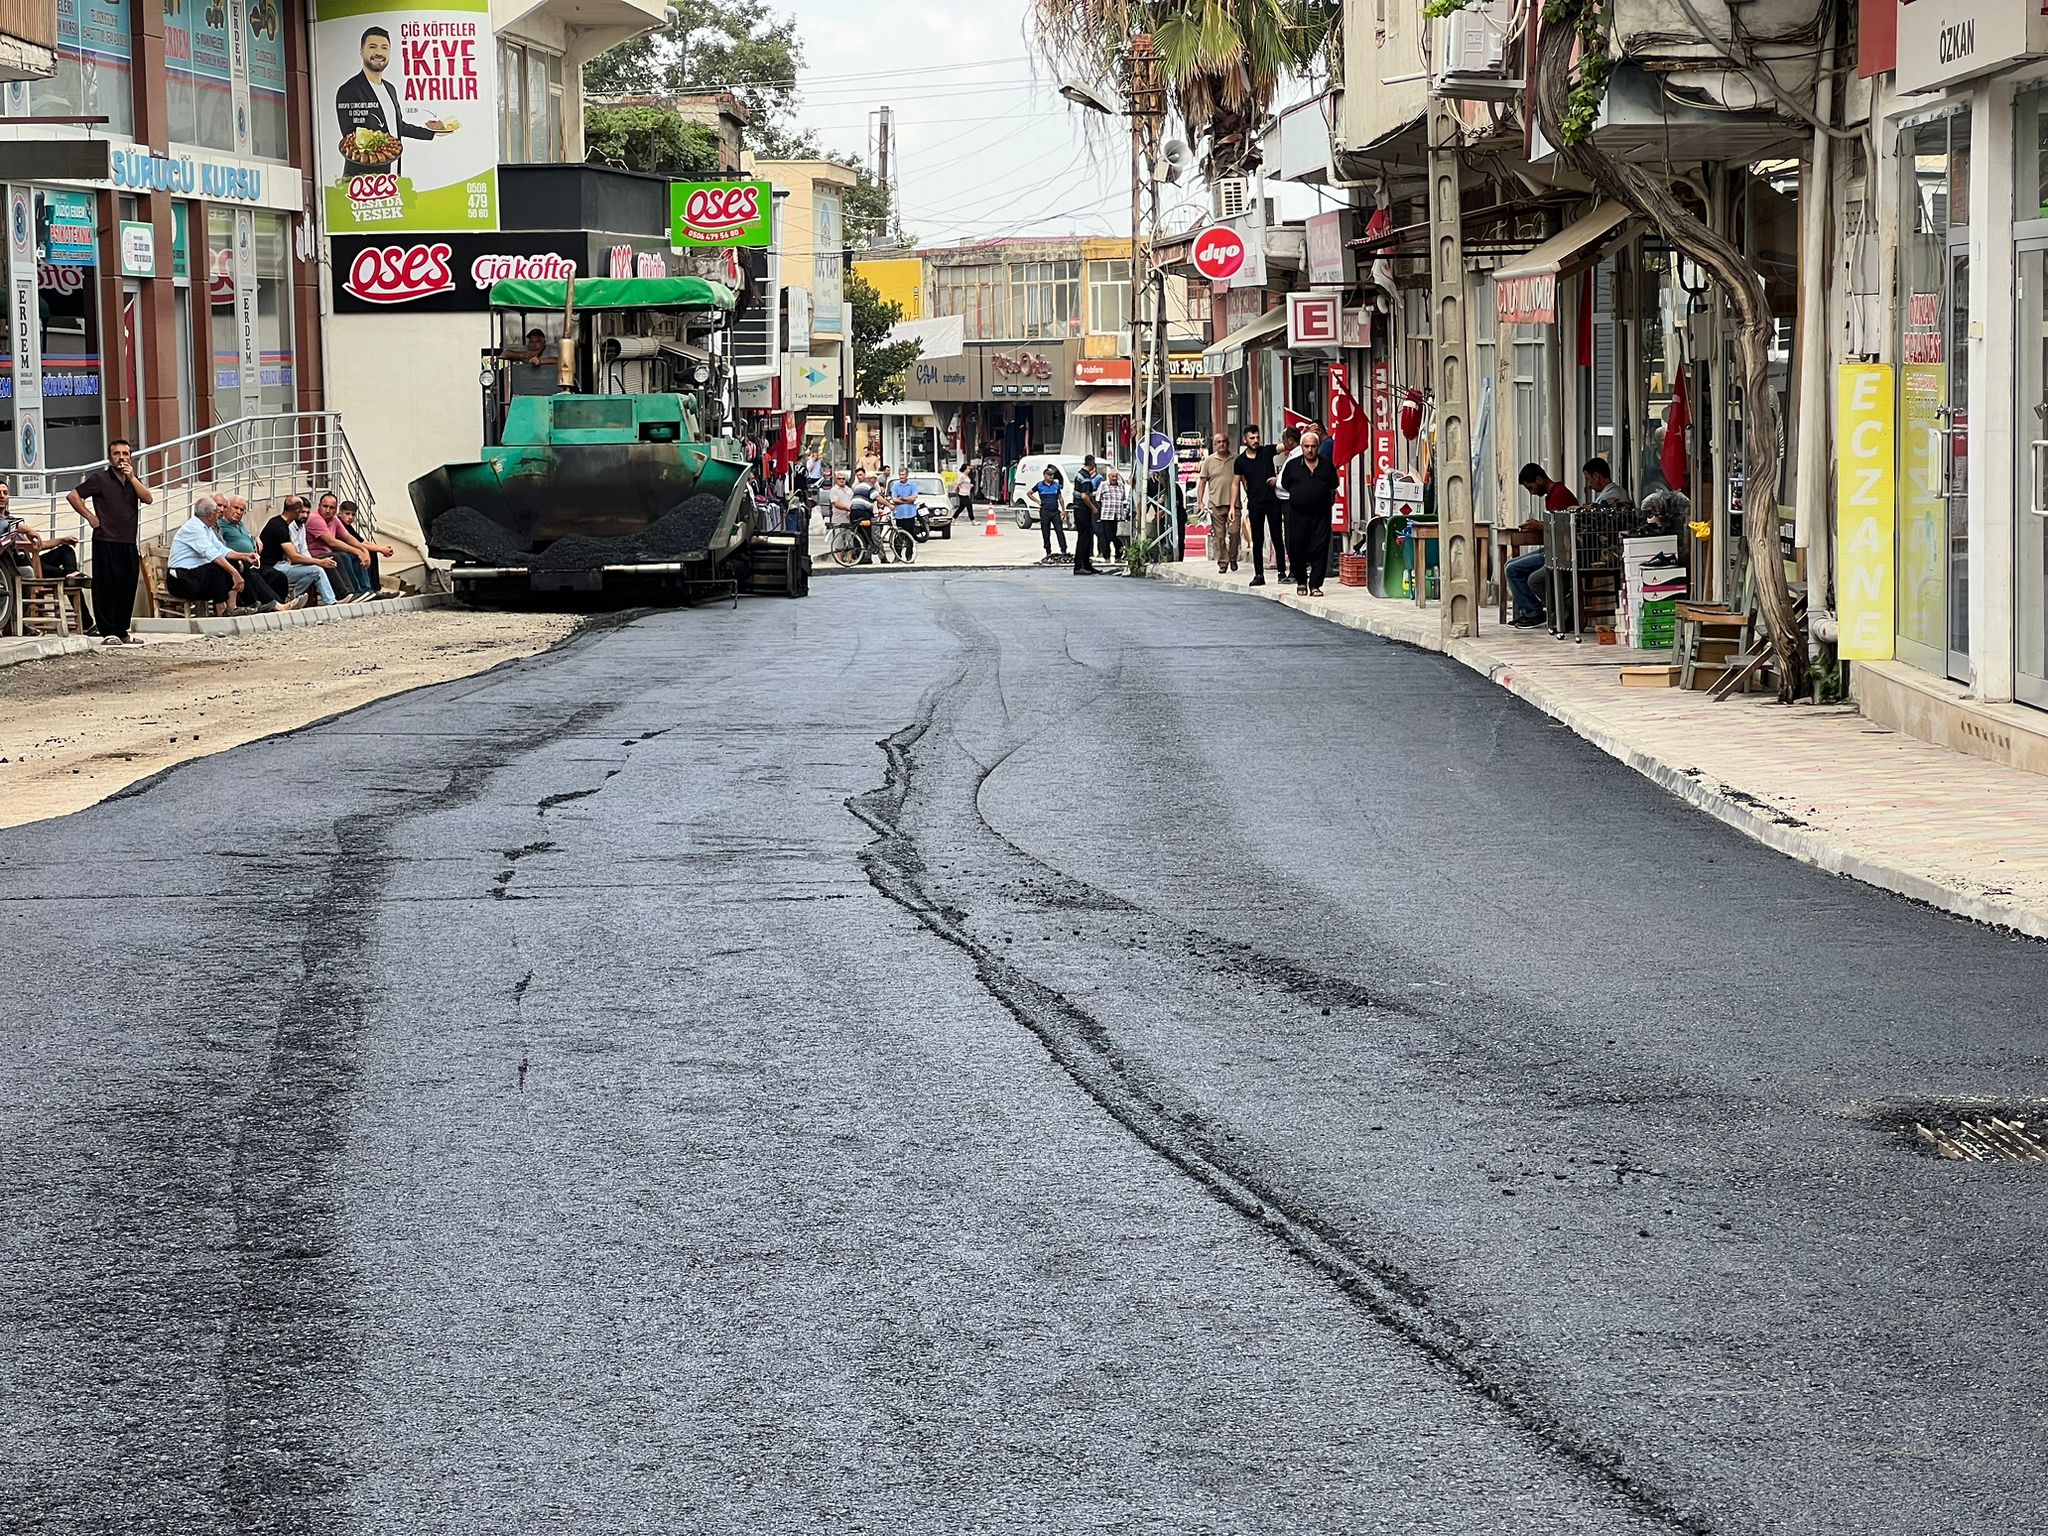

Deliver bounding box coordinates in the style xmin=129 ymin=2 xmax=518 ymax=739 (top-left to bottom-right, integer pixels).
xmin=670 ymin=180 xmax=773 ymax=249
xmin=332 ymin=235 xmax=581 ymax=310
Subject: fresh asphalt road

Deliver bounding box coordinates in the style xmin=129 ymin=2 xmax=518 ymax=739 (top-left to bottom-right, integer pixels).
xmin=6 ymin=570 xmax=2048 ymax=1535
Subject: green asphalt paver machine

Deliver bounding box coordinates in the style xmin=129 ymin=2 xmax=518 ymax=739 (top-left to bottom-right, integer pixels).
xmin=409 ymin=276 xmax=809 ymax=603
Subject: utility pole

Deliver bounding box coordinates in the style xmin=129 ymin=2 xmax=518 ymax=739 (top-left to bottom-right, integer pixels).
xmin=876 ymin=105 xmax=893 ymax=208
xmin=1127 ymin=32 xmax=1165 ymax=546
xmin=1425 ymin=96 xmax=1479 ymax=640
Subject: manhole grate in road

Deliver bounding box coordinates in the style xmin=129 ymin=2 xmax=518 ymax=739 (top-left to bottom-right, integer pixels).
xmin=1906 ymin=1112 xmax=2048 ymax=1163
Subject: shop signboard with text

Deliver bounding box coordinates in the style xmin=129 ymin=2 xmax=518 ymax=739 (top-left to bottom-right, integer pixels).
xmin=331 ymin=233 xmax=582 ymax=311
xmin=669 ymin=180 xmax=773 ymax=249
xmin=312 ymin=0 xmax=498 ymax=233
xmin=1836 ymin=364 xmax=1896 ymax=661
xmin=1896 ymin=0 xmax=2048 ymax=94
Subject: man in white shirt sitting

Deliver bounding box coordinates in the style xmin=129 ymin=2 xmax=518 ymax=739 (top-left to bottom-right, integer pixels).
xmin=168 ymin=495 xmax=272 ymax=613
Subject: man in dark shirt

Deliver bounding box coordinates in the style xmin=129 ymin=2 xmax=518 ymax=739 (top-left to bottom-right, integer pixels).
xmin=1507 ymin=462 xmax=1580 ymax=626
xmin=1032 ymin=467 xmax=1067 ymax=561
xmin=66 ymin=437 xmax=154 ymax=646
xmin=1233 ymin=427 xmax=1284 ymax=587
xmin=1279 ymin=427 xmax=1340 ymax=596
xmin=1070 ymin=455 xmax=1102 ymax=575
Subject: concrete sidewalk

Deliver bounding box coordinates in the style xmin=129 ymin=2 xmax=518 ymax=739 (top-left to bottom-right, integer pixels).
xmin=1152 ymin=560 xmax=2048 ymax=941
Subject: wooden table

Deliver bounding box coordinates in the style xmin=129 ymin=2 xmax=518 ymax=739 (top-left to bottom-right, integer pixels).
xmin=1495 ymin=524 xmax=1545 ymax=624
xmin=1403 ymin=521 xmax=1493 ymax=610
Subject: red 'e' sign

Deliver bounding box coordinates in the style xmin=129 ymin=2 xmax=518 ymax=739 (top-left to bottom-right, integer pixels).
xmin=1192 ymin=226 xmax=1247 ymax=281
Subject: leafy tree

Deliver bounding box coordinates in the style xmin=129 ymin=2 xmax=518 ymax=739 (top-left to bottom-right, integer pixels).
xmin=583 ymin=105 xmax=723 ymax=178
xmin=1028 ymin=0 xmax=1336 ymax=176
xmin=848 ymin=271 xmax=920 ymax=404
xmin=584 ymin=0 xmax=805 ymax=148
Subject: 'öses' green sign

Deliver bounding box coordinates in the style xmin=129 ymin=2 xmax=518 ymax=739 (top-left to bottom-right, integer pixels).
xmin=670 ymin=179 xmax=773 ymax=249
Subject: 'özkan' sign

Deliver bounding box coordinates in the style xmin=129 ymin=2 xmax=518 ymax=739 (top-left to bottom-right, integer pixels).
xmin=1191 ymin=225 xmax=1247 ymax=282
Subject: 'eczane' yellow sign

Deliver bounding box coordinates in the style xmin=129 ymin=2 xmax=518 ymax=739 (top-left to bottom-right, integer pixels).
xmin=1836 ymin=365 xmax=1896 ymax=662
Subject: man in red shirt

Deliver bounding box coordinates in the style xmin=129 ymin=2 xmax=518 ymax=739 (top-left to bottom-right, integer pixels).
xmin=1506 ymin=462 xmax=1579 ymax=627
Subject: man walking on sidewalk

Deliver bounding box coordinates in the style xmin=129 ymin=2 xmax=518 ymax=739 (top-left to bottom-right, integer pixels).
xmin=1070 ymin=455 xmax=1102 ymax=575
xmin=1234 ymin=427 xmax=1283 ymax=587
xmin=1032 ymin=465 xmax=1068 ymax=562
xmin=1199 ymin=432 xmax=1240 ymax=572
xmin=67 ymin=437 xmax=153 ymax=646
xmin=1097 ymin=468 xmax=1131 ymax=571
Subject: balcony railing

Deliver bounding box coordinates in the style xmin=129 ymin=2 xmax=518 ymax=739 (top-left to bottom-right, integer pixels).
xmin=5 ymin=412 xmax=378 ymax=560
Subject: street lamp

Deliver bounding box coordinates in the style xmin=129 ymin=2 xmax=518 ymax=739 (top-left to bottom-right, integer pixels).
xmin=1058 ymin=80 xmax=1120 ymax=116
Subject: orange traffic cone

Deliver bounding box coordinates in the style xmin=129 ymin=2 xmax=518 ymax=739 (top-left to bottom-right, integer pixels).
xmin=983 ymin=505 xmax=1000 ymax=537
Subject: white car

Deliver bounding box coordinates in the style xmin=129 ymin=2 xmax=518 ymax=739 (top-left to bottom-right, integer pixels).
xmin=908 ymin=473 xmax=958 ymax=538
xmin=1009 ymin=454 xmax=1130 ymax=528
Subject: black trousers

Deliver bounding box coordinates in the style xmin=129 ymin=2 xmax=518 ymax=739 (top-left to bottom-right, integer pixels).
xmin=91 ymin=536 xmax=137 ymax=640
xmin=1247 ymin=502 xmax=1286 ymax=578
xmin=1285 ymin=509 xmax=1331 ymax=590
xmin=167 ymin=564 xmax=234 ymax=604
xmin=1040 ymin=505 xmax=1067 ymax=554
xmin=1072 ymin=506 xmax=1096 ymax=571
xmin=245 ymin=564 xmax=290 ymax=603
xmin=1096 ymin=517 xmax=1118 ymax=564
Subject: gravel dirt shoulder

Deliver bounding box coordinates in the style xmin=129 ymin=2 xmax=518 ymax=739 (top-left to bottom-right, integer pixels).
xmin=0 ymin=609 xmax=582 ymax=828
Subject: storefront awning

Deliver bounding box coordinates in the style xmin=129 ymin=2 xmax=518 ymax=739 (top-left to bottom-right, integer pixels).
xmin=888 ymin=315 xmax=964 ymax=359
xmin=1071 ymin=390 xmax=1129 ymax=419
xmin=1491 ymin=203 xmax=1637 ymax=325
xmin=1201 ymin=309 xmax=1286 ymax=378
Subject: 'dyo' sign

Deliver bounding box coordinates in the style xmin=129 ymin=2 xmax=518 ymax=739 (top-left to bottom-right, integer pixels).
xmin=1191 ymin=224 xmax=1248 ymax=281
xmin=670 ymin=179 xmax=775 ymax=249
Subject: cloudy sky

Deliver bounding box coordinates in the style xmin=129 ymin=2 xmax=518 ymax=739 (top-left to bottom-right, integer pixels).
xmin=766 ymin=0 xmax=1219 ymax=248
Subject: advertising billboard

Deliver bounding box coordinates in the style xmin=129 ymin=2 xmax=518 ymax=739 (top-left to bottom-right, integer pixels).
xmin=670 ymin=180 xmax=773 ymax=249
xmin=312 ymin=0 xmax=498 ymax=233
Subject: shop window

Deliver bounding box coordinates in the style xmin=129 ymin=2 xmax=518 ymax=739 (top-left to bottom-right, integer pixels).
xmin=255 ymin=212 xmax=294 ymax=413
xmin=1088 ymin=259 xmax=1130 ymax=336
xmin=1007 ymin=259 xmax=1080 ymax=340
xmin=168 ymin=0 xmax=236 ymax=151
xmin=36 ymin=189 xmax=106 ymax=469
xmin=498 ymin=39 xmax=564 ymax=163
xmin=931 ymin=262 xmax=1006 ymax=340
xmin=208 ymin=205 xmax=236 ymax=424
xmin=499 ymin=41 xmax=527 ymax=162
xmin=27 ymin=0 xmax=134 ymax=136
xmin=250 ymin=0 xmax=290 ymax=161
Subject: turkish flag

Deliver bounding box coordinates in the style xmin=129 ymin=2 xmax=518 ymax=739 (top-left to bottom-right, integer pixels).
xmin=1282 ymin=406 xmax=1317 ymax=434
xmin=1328 ymin=368 xmax=1366 ymax=469
xmin=1662 ymin=368 xmax=1691 ymax=492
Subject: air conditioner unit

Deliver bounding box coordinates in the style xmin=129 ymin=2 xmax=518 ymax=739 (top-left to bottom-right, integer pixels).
xmin=1211 ymin=177 xmax=1250 ymax=221
xmin=1432 ymin=0 xmax=1521 ymax=101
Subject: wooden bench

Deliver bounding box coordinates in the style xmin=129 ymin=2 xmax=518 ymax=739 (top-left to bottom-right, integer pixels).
xmin=142 ymin=548 xmax=208 ymax=619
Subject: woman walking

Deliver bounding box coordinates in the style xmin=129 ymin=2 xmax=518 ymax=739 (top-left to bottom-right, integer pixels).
xmin=1278 ymin=427 xmax=1339 ymax=597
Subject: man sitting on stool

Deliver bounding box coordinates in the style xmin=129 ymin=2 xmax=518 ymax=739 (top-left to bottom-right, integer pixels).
xmin=168 ymin=495 xmax=272 ymax=613
xmin=1506 ymin=462 xmax=1580 ymax=628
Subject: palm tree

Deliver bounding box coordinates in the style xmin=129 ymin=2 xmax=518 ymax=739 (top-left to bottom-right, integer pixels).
xmin=1030 ymin=0 xmax=1335 ymax=176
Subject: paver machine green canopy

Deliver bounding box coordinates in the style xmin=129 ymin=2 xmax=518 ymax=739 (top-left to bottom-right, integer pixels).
xmin=409 ymin=275 xmax=808 ymax=601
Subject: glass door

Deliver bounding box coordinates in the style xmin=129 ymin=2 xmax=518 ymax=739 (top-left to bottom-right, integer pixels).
xmin=1897 ymin=114 xmax=1970 ymax=679
xmin=2019 ymin=240 xmax=2048 ymax=708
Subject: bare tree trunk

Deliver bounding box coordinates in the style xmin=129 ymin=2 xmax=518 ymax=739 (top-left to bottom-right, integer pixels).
xmin=1532 ymin=23 xmax=1805 ymax=699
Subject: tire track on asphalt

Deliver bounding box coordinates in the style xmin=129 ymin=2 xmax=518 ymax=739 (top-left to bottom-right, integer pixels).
xmin=845 ymin=604 xmax=1711 ymax=1535
xmin=215 ymin=675 xmax=626 ymax=1530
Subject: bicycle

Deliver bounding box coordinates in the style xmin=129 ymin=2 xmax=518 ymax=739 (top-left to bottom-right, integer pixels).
xmin=829 ymin=513 xmax=916 ymax=569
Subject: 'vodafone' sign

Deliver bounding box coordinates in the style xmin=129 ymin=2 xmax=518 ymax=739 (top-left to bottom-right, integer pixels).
xmin=1191 ymin=225 xmax=1248 ymax=282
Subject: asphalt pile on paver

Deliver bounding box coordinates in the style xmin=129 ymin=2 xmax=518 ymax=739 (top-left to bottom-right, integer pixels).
xmin=437 ymin=495 xmax=733 ymax=573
